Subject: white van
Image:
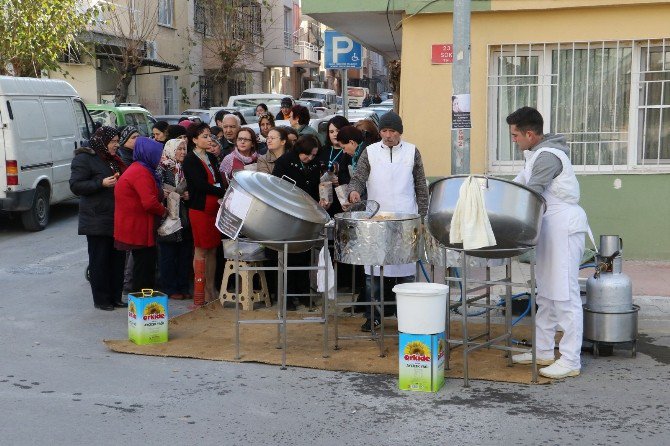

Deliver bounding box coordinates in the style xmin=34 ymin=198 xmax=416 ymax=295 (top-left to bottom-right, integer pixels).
xmin=300 ymin=88 xmax=338 ymax=112
xmin=346 ymin=86 xmax=369 ymax=108
xmin=0 ymin=76 xmax=95 ymax=230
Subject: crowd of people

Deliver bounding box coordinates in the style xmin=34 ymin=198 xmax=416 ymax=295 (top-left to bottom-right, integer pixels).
xmin=69 ymin=103 xmax=397 ymax=318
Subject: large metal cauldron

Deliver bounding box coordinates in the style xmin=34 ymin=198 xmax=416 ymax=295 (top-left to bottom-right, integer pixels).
xmin=427 ymin=175 xmax=546 ymax=258
xmin=334 ymin=211 xmax=421 ymax=265
xmin=225 ymin=171 xmax=330 ymax=253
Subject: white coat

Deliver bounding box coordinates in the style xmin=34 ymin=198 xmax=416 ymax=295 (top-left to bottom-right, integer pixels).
xmin=365 ymin=141 xmax=418 ymax=278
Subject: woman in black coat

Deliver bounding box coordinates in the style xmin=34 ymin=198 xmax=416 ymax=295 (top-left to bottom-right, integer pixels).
xmin=272 ymin=135 xmax=327 ymax=310
xmin=69 ymin=126 xmax=127 ymax=311
xmin=272 ymin=134 xmax=323 ymax=202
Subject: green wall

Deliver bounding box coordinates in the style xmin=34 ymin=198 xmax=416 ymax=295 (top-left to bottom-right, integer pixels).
xmin=427 ymin=174 xmax=670 ymax=260
xmin=578 ymin=174 xmax=670 ymax=260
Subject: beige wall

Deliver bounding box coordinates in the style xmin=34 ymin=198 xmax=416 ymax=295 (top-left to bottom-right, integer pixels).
xmin=399 ymin=3 xmax=670 ymax=177
xmin=49 ymin=62 xmax=98 ymax=104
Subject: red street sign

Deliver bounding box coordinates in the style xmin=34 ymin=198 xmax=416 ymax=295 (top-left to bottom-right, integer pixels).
xmin=432 ymin=44 xmax=453 ymax=64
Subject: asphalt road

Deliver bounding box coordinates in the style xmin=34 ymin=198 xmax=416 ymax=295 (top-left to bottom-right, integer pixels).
xmin=1 ymin=201 xmax=668 ymax=445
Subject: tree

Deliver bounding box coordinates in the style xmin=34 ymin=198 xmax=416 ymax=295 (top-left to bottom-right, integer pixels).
xmin=98 ymin=1 xmax=160 ymax=103
xmin=198 ymin=0 xmax=274 ymax=93
xmin=0 ymin=0 xmax=101 ymax=77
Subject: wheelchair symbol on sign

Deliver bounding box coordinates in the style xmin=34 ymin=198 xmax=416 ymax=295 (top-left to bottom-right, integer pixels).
xmin=351 ymin=53 xmax=360 ymax=62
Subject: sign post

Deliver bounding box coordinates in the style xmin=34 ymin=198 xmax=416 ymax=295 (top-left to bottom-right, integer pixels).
xmin=451 ymin=0 xmax=471 ymax=175
xmin=324 ymin=30 xmax=362 ymax=120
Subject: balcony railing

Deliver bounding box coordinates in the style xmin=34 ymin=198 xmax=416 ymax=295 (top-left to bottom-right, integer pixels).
xmin=284 ymin=31 xmax=298 ymax=49
xmin=295 ymin=41 xmax=319 ymax=64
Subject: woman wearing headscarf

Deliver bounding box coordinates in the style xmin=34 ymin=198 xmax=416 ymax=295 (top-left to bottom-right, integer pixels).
xmin=117 ymin=125 xmax=140 ymax=166
xmin=69 ymin=126 xmax=127 ymax=311
xmin=114 ymin=137 xmax=167 ymax=291
xmin=157 ymin=139 xmax=192 ymax=300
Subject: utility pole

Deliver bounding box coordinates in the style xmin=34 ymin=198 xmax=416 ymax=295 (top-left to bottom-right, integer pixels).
xmin=451 ymin=0 xmax=471 ymax=174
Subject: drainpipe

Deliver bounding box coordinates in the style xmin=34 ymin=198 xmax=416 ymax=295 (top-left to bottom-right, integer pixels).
xmin=451 ymin=0 xmax=471 ymax=175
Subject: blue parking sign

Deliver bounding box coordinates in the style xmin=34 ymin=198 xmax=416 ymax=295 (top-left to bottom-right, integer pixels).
xmin=324 ymin=31 xmax=362 ymax=69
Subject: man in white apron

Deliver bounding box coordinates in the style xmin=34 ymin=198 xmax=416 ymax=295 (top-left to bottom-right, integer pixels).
xmin=507 ymin=107 xmax=589 ymax=379
xmin=347 ymin=112 xmax=429 ymax=331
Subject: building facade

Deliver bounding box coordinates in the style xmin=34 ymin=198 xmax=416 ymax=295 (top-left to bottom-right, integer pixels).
xmin=304 ymin=0 xmax=670 ymax=259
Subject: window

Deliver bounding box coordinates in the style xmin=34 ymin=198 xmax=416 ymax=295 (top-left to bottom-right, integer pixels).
xmin=284 ymin=7 xmax=292 ymax=49
xmin=638 ymin=44 xmax=670 ymax=165
xmin=162 ymin=75 xmax=179 ymax=115
xmin=488 ymin=40 xmax=669 ymax=173
xmin=194 ymin=0 xmax=208 ymax=34
xmin=74 ymin=100 xmax=94 ymax=140
xmin=158 ymin=0 xmax=174 ymax=27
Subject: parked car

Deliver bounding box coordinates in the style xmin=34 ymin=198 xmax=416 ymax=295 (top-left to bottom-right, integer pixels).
xmin=295 ymin=100 xmax=320 ymax=119
xmin=363 ymin=99 xmax=394 ymax=118
xmin=300 ymin=88 xmax=338 ymax=113
xmin=299 ymin=98 xmax=329 ymax=115
xmin=87 ymin=103 xmax=156 ymax=136
xmin=181 ymin=108 xmax=216 ymax=124
xmin=207 ymin=106 xmax=258 ymax=126
xmin=1 ymin=76 xmax=96 ymax=230
xmin=226 ymin=94 xmax=287 ymax=110
xmin=154 ymin=115 xmax=202 ymax=125
xmin=336 ymin=109 xmax=381 ymax=128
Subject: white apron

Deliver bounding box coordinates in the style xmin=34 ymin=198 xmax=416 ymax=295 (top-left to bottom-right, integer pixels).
xmin=515 ymin=147 xmax=588 ymax=301
xmin=365 ymin=141 xmax=418 ymax=277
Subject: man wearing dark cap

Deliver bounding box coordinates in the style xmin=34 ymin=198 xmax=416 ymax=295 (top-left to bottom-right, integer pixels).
xmin=275 ymin=97 xmax=293 ymax=121
xmin=347 ymin=111 xmax=429 ymax=332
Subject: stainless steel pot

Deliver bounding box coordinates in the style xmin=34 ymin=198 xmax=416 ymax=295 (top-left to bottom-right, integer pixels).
xmin=427 ymin=175 xmax=546 ymax=258
xmin=422 ymin=227 xmax=505 ymax=267
xmin=583 ymin=305 xmax=639 ymax=343
xmin=334 ymin=211 xmax=421 ymax=265
xmin=225 ymin=171 xmax=330 ymax=253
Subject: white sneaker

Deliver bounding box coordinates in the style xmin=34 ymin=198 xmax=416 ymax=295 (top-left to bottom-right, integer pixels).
xmin=539 ymin=360 xmax=580 ymax=379
xmin=511 ymin=352 xmax=554 ymax=365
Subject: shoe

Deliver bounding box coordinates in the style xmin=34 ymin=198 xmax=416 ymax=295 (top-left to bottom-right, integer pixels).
xmin=169 ymin=293 xmax=185 ymax=300
xmin=94 ymin=304 xmax=115 ymax=311
xmin=512 ymin=352 xmax=554 ymax=366
xmin=539 ymin=360 xmax=580 ymax=379
xmin=361 ymin=319 xmax=381 ymax=332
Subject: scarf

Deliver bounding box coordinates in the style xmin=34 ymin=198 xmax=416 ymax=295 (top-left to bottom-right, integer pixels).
xmin=219 ymin=148 xmax=258 ymax=177
xmin=351 ymin=142 xmax=364 ymax=171
xmin=89 ymin=126 xmax=126 ymax=174
xmin=133 ymin=137 xmax=164 ymax=189
xmin=161 ymin=138 xmax=184 ymax=183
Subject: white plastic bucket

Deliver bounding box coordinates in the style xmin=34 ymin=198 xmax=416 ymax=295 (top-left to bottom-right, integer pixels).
xmin=393 ymin=282 xmax=449 ymax=334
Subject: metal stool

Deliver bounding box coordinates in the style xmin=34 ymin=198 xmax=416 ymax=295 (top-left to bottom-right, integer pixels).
xmin=219 ymin=260 xmax=271 ymax=310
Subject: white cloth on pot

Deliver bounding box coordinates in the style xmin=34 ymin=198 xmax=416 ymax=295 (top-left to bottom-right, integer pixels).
xmin=449 ymin=176 xmax=496 ymax=249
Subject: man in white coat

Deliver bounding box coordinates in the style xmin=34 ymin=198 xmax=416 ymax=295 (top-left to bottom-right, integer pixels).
xmin=507 ymin=106 xmax=589 ymax=379
xmin=348 ymin=112 xmax=429 ymax=332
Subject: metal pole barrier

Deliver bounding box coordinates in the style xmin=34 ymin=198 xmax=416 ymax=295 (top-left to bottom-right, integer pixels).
xmin=343 ymin=69 xmax=349 ymax=120
xmin=276 ymin=250 xmax=283 ymax=349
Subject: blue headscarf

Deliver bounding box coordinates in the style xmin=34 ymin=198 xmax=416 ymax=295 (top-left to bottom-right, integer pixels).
xmin=133 ymin=137 xmax=164 ymax=189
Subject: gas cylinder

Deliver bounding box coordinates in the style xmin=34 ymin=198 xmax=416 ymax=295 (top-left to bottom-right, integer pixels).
xmin=585 ymin=235 xmax=633 ymax=313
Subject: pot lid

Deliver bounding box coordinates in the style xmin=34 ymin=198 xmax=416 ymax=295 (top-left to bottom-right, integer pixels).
xmin=232 ymin=171 xmax=330 ymax=224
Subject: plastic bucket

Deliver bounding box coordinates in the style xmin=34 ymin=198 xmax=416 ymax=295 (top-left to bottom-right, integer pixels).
xmin=393 ymin=282 xmax=449 ymax=334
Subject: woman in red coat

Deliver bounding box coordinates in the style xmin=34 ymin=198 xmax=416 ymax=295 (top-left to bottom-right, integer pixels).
xmin=114 ymin=137 xmax=167 ymax=291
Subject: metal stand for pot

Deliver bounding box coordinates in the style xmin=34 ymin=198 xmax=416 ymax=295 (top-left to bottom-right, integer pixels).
xmin=333 ymin=262 xmax=403 ymax=357
xmin=441 ymin=246 xmax=538 ymax=387
xmin=231 ymin=235 xmax=330 ymax=369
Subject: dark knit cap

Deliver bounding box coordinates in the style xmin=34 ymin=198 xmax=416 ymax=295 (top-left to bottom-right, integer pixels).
xmin=118 ymin=125 xmax=139 ymax=147
xmin=378 ymin=111 xmax=403 ymax=133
